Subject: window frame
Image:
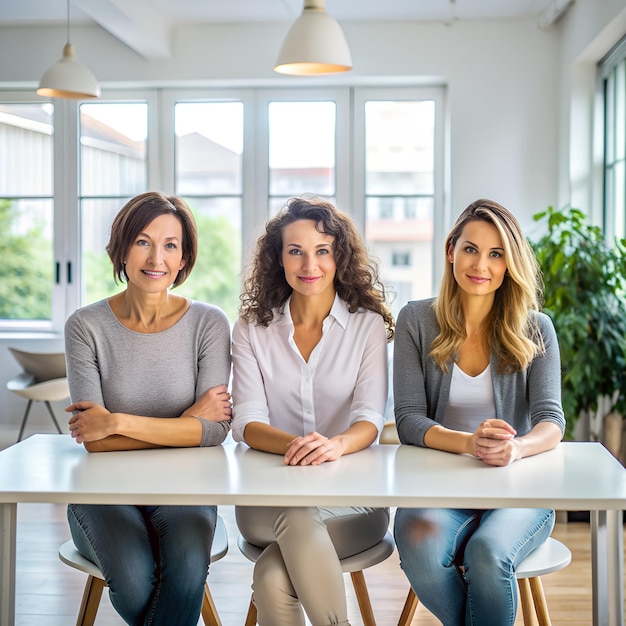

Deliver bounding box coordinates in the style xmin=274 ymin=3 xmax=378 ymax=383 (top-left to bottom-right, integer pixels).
xmin=600 ymin=36 xmax=626 ymax=241
xmin=0 ymin=85 xmax=446 ymax=333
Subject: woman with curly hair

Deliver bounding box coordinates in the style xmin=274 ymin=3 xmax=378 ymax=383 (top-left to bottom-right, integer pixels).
xmin=393 ymin=199 xmax=565 ymax=625
xmin=231 ymin=197 xmax=394 ymax=626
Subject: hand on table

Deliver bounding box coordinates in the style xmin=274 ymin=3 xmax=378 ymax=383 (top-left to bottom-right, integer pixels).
xmin=66 ymin=401 xmax=112 ymax=443
xmin=470 ymin=419 xmax=521 ymax=467
xmin=284 ymin=431 xmax=345 ymax=466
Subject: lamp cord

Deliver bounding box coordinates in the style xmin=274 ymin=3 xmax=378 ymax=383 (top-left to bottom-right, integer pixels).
xmin=66 ymin=0 xmax=71 ymax=44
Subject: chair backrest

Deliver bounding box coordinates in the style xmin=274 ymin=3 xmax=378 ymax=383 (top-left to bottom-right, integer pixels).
xmin=8 ymin=348 xmax=66 ymax=383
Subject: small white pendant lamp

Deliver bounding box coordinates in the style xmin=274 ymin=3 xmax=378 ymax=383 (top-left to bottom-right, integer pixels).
xmin=274 ymin=0 xmax=352 ymax=76
xmin=37 ymin=0 xmax=100 ymax=99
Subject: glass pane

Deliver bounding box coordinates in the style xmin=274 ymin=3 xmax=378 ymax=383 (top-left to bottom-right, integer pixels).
xmin=0 ymin=103 xmax=54 ymax=322
xmin=81 ymin=198 xmax=128 ymax=306
xmin=0 ymin=103 xmax=53 ymax=196
xmin=615 ymin=62 xmax=625 ymax=161
xmin=614 ymin=160 xmax=625 ymax=239
xmin=176 ymin=197 xmax=242 ymax=322
xmin=269 ymin=101 xmax=336 ymax=199
xmin=175 ymin=102 xmax=243 ymax=195
xmin=0 ymin=198 xmax=53 ymax=321
xmin=365 ymin=100 xmax=435 ymax=195
xmin=80 ymin=102 xmax=148 ymax=196
xmin=364 ymin=100 xmax=436 ymax=318
xmin=366 ymin=196 xmax=434 ymax=316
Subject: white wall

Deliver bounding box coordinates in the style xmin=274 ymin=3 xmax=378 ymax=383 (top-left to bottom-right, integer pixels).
xmin=0 ymin=16 xmax=562 ymax=222
xmin=0 ymin=4 xmax=623 ymax=429
xmin=556 ymin=0 xmax=626 ymax=219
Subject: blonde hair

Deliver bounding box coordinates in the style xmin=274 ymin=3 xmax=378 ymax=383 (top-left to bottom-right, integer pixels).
xmin=431 ymin=198 xmax=544 ymax=372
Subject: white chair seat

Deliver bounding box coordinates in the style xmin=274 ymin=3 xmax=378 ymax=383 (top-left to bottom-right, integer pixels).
xmin=6 ymin=348 xmax=69 ymax=441
xmin=59 ymin=514 xmax=228 ymax=626
xmin=516 ymin=536 xmax=572 ymax=578
xmin=8 ymin=374 xmax=70 ymax=402
xmin=238 ymin=530 xmax=395 ymax=626
xmin=238 ymin=529 xmax=395 ymax=573
xmin=399 ymin=536 xmax=572 ymax=626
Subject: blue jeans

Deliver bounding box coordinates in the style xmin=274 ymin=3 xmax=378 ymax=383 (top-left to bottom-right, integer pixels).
xmin=394 ymin=507 xmax=555 ymax=626
xmin=67 ymin=504 xmax=217 ymax=626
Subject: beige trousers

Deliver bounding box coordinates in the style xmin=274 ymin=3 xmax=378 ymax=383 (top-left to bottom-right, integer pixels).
xmin=236 ymin=505 xmax=390 ymax=626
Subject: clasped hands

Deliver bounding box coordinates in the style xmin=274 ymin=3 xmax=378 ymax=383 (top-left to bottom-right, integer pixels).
xmin=470 ymin=418 xmax=522 ymax=467
xmin=284 ymin=431 xmax=344 ymax=466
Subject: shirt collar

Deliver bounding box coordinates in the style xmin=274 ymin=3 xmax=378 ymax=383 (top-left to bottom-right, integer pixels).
xmin=280 ymin=293 xmax=350 ymax=329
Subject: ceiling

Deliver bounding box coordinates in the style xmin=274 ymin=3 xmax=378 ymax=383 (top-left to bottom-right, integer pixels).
xmin=0 ymin=0 xmax=567 ymax=59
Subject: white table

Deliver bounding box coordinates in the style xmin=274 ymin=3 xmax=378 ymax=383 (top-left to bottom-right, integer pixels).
xmin=1 ymin=434 xmax=625 ymax=625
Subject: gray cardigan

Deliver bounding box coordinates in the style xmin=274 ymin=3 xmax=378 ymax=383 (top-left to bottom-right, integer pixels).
xmin=393 ymin=298 xmax=566 ymax=447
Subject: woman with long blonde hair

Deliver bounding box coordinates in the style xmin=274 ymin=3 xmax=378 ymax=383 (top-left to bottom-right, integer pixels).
xmin=393 ymin=198 xmax=565 ymax=625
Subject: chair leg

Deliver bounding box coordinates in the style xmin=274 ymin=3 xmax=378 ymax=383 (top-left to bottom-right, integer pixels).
xmin=76 ymin=575 xmax=105 ymax=626
xmin=244 ymin=593 xmax=258 ymax=626
xmin=17 ymin=399 xmax=33 ymax=442
xmin=201 ymin=581 xmax=222 ymax=626
xmin=529 ymin=576 xmax=552 ymax=626
xmin=398 ymin=588 xmax=419 ymax=626
xmin=44 ymin=400 xmax=63 ymax=433
xmin=350 ymin=570 xmax=376 ymax=626
xmin=518 ymin=577 xmax=539 ymax=626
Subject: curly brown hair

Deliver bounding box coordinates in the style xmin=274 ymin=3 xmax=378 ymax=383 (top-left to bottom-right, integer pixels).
xmin=239 ymin=197 xmax=394 ymax=341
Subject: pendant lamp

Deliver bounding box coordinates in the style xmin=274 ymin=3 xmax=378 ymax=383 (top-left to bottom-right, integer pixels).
xmin=274 ymin=0 xmax=352 ymax=75
xmin=37 ymin=0 xmax=100 ymax=99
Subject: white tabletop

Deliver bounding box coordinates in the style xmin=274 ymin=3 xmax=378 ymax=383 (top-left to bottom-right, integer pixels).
xmin=0 ymin=434 xmax=624 ymax=509
xmin=1 ymin=434 xmax=625 ymax=626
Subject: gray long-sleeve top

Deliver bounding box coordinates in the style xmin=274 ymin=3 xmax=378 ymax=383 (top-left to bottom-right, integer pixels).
xmin=64 ymin=298 xmax=232 ymax=446
xmin=393 ymin=298 xmax=566 ymax=447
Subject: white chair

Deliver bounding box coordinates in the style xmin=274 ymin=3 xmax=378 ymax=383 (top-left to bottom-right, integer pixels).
xmin=397 ymin=536 xmax=572 ymax=626
xmin=59 ymin=514 xmax=229 ymax=626
xmin=238 ymin=530 xmax=396 ymax=626
xmin=6 ymin=348 xmax=69 ymax=441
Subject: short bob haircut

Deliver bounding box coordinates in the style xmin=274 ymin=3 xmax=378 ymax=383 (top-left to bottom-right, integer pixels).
xmin=106 ymin=191 xmax=198 ymax=287
xmin=239 ymin=196 xmax=394 ymax=341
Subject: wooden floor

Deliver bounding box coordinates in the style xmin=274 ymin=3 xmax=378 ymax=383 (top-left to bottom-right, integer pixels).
xmin=4 ymin=413 xmax=626 ymax=625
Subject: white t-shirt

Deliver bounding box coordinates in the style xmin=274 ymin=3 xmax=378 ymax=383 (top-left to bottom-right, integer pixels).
xmin=231 ymin=295 xmax=388 ymax=441
xmin=441 ymin=363 xmax=496 ymax=433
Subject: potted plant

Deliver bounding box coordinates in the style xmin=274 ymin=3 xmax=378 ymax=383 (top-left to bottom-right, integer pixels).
xmin=529 ymin=206 xmax=626 ymax=445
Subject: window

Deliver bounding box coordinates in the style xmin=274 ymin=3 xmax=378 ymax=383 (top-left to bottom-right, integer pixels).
xmin=392 ymin=251 xmax=412 ymax=267
xmin=173 ymin=100 xmax=243 ymax=321
xmin=79 ymin=101 xmax=149 ymax=306
xmin=0 ymin=100 xmax=54 ymax=329
xmin=602 ymin=37 xmax=626 ymax=240
xmin=1 ymin=86 xmax=444 ymax=331
xmin=354 ymin=89 xmax=444 ymax=318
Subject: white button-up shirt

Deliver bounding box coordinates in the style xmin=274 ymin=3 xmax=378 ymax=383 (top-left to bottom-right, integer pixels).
xmin=231 ymin=295 xmax=389 ymax=442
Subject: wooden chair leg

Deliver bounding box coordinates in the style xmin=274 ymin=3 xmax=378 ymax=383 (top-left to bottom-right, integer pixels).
xmin=398 ymin=588 xmax=419 ymax=626
xmin=518 ymin=577 xmax=539 ymax=626
xmin=529 ymin=576 xmax=552 ymax=626
xmin=350 ymin=570 xmax=376 ymax=626
xmin=201 ymin=581 xmax=222 ymax=626
xmin=76 ymin=575 xmax=105 ymax=626
xmin=244 ymin=593 xmax=258 ymax=626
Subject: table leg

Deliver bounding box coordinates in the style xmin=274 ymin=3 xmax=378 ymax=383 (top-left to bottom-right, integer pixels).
xmin=591 ymin=509 xmax=624 ymax=626
xmin=1 ymin=502 xmax=17 ymax=626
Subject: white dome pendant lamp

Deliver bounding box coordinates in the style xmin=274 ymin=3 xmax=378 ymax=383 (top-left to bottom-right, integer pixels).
xmin=274 ymin=0 xmax=352 ymax=75
xmin=37 ymin=0 xmax=100 ymax=99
